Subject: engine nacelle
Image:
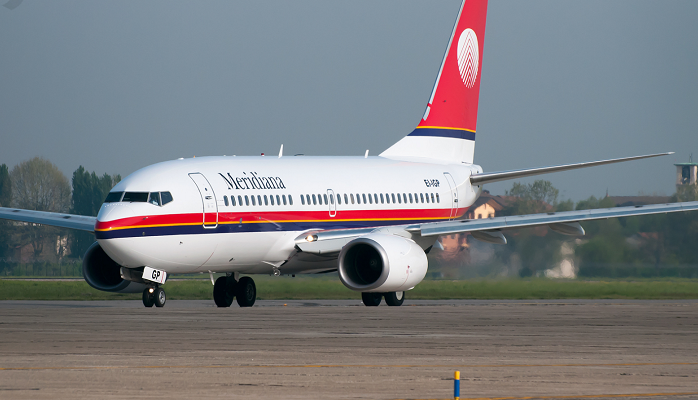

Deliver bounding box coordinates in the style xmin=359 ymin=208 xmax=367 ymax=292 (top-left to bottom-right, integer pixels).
xmin=338 ymin=233 xmax=428 ymax=292
xmin=82 ymin=242 xmax=147 ymax=293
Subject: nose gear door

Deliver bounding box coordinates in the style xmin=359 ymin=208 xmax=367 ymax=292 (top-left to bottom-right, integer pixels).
xmin=189 ymin=173 xmax=218 ymax=228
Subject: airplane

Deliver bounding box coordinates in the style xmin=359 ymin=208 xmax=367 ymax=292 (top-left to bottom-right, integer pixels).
xmin=1 ymin=0 xmax=697 ymax=308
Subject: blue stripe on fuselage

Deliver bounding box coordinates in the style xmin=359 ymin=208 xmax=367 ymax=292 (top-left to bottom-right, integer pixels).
xmin=94 ymin=219 xmax=430 ymax=240
xmin=407 ymin=128 xmax=476 ymax=140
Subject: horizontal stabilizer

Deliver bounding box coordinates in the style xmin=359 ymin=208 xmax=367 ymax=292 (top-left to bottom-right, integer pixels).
xmin=470 ymin=152 xmax=673 ymax=186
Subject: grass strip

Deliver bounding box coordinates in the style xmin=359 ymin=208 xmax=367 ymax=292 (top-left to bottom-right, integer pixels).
xmin=1 ymin=278 xmax=697 ymax=301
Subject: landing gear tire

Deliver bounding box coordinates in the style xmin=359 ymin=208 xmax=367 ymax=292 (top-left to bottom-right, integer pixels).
xmin=384 ymin=291 xmax=405 ymax=307
xmin=362 ymin=292 xmax=382 ymax=307
xmin=154 ymin=287 xmax=166 ymax=307
xmin=235 ymin=276 xmax=256 ymax=307
xmin=213 ymin=276 xmax=235 ymax=307
xmin=142 ymin=289 xmax=155 ymax=308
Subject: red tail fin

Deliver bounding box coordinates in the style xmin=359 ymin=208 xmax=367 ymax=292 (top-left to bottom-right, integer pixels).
xmin=381 ymin=0 xmax=488 ymax=164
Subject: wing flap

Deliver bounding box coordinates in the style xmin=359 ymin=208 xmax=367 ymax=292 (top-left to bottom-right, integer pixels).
xmin=0 ymin=207 xmax=96 ymax=232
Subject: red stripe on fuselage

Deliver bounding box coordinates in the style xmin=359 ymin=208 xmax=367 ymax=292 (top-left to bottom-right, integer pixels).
xmin=95 ymin=207 xmax=469 ymax=232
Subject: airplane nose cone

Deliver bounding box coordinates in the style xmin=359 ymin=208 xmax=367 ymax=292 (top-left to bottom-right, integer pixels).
xmin=98 ymin=203 xmax=135 ymax=222
xmin=96 ymin=203 xmax=137 ymax=233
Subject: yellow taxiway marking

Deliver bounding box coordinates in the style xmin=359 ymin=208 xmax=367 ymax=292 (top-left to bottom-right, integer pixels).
xmin=398 ymin=392 xmax=698 ymax=400
xmin=1 ymin=361 xmax=696 ymax=371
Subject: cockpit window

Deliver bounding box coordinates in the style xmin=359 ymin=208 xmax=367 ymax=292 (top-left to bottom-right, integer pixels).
xmin=104 ymin=192 xmax=124 ymax=203
xmin=122 ymin=192 xmax=149 ymax=202
xmin=148 ymin=192 xmax=161 ymax=206
xmin=161 ymin=191 xmax=173 ymax=205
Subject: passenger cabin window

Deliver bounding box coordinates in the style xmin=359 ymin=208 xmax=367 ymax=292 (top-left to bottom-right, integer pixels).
xmin=123 ymin=192 xmax=149 ymax=203
xmin=238 ymin=195 xmax=243 ymax=206
xmin=223 ymin=196 xmax=229 ymax=206
xmin=436 ymin=193 xmax=440 ymax=203
xmin=283 ymin=195 xmax=287 ymax=205
xmin=288 ymin=195 xmax=293 ymax=205
xmin=104 ymin=192 xmax=124 ymax=203
xmin=231 ymin=196 xmax=236 ymax=206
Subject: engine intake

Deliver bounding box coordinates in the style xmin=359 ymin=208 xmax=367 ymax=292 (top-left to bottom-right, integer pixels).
xmin=338 ymin=233 xmax=428 ymax=292
xmin=82 ymin=242 xmax=147 ymax=293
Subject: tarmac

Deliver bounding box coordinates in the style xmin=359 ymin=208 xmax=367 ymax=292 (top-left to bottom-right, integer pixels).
xmin=0 ymin=299 xmax=697 ymax=400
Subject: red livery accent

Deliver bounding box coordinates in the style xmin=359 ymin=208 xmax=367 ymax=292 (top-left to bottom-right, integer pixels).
xmin=95 ymin=207 xmax=470 ymax=232
xmin=416 ymin=0 xmax=488 ymax=133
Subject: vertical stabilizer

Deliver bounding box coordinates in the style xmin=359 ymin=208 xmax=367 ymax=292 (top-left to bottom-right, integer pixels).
xmin=381 ymin=0 xmax=488 ymax=164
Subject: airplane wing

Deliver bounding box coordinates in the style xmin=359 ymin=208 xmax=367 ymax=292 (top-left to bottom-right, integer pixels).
xmin=417 ymin=200 xmax=698 ymax=238
xmin=0 ymin=207 xmax=96 ymax=232
xmin=295 ymin=201 xmax=698 ymax=253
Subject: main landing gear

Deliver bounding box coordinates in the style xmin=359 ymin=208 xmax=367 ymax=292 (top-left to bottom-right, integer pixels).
xmin=213 ymin=275 xmax=256 ymax=308
xmin=142 ymin=286 xmax=166 ymax=308
xmin=361 ymin=291 xmax=405 ymax=307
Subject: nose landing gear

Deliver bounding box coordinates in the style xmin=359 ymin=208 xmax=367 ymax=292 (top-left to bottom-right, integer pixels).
xmin=142 ymin=286 xmax=166 ymax=308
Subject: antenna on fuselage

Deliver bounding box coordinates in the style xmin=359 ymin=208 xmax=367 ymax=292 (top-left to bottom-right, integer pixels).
xmin=279 ymin=144 xmax=284 ymax=158
xmin=365 ymin=149 xmax=369 ymax=158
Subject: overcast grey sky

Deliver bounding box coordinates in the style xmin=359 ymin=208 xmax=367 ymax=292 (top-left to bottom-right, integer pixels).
xmin=1 ymin=1 xmax=697 ymax=201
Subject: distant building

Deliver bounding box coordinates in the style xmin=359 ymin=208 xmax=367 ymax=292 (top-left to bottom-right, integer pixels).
xmin=464 ymin=190 xmax=507 ymax=219
xmin=675 ymin=155 xmax=698 ymax=187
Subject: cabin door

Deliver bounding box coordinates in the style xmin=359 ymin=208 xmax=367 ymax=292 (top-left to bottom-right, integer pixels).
xmin=189 ymin=173 xmax=218 ymax=228
xmin=443 ymin=172 xmax=458 ymax=220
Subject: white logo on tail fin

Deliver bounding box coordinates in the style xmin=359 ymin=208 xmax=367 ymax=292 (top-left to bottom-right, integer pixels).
xmin=457 ymin=28 xmax=479 ymax=88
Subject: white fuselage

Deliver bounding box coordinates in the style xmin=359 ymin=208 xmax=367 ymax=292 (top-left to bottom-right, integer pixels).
xmin=96 ymin=156 xmax=482 ymax=275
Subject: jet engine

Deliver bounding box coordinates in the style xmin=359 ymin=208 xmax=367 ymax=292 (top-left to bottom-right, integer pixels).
xmin=338 ymin=233 xmax=428 ymax=292
xmin=82 ymin=242 xmax=147 ymax=293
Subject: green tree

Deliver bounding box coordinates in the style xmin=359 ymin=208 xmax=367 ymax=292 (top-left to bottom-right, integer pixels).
xmin=10 ymin=157 xmax=71 ymax=259
xmin=555 ymin=199 xmax=574 ymax=212
xmin=504 ymin=180 xmax=559 ymax=215
xmin=70 ymin=167 xmax=120 ymax=257
xmin=0 ymin=164 xmax=12 ymax=258
xmin=0 ymin=164 xmax=10 ymax=208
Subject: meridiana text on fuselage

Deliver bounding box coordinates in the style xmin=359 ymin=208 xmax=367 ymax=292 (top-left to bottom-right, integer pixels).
xmin=218 ymin=172 xmax=286 ymax=191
